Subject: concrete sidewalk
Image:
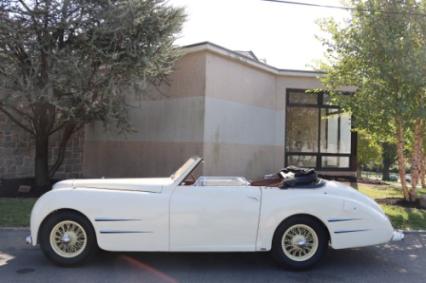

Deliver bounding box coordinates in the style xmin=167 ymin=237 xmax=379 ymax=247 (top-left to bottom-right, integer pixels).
xmin=1 ymin=228 xmax=426 ymax=283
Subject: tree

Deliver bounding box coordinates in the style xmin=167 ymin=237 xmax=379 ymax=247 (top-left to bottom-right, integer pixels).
xmin=0 ymin=0 xmax=185 ymax=188
xmin=357 ymin=130 xmax=382 ymax=176
xmin=381 ymin=142 xmax=396 ymax=181
xmin=319 ymin=0 xmax=426 ymax=201
xmin=322 ymin=0 xmax=426 ymax=203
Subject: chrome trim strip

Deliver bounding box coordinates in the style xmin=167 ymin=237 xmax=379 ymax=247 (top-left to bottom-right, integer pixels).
xmin=334 ymin=229 xmax=370 ymax=234
xmin=328 ymin=218 xmax=362 ymax=223
xmin=94 ymin=218 xmax=142 ymax=222
xmin=99 ymin=230 xmax=153 ymax=234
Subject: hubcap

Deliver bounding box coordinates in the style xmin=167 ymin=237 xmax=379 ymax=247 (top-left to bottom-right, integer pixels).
xmin=49 ymin=220 xmax=87 ymax=258
xmin=281 ymin=224 xmax=319 ymax=262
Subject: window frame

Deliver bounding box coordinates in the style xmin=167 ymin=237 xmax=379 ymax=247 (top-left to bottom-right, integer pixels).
xmin=285 ymin=88 xmax=357 ymax=172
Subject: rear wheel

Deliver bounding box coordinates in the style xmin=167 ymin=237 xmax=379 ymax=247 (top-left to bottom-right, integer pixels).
xmin=271 ymin=215 xmax=328 ymax=270
xmin=39 ymin=211 xmax=97 ymax=266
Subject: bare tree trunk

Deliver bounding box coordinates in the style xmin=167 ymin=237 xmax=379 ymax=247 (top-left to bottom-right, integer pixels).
xmin=381 ymin=142 xmax=393 ymax=181
xmin=421 ymin=153 xmax=426 ymax=188
xmin=410 ymin=119 xmax=423 ymax=201
xmin=357 ymin=164 xmax=362 ymax=178
xmin=396 ymin=118 xmax=409 ymax=201
xmin=34 ymin=134 xmax=50 ymax=188
xmin=49 ymin=124 xmax=76 ymax=178
xmin=420 ymin=153 xmax=426 ymax=188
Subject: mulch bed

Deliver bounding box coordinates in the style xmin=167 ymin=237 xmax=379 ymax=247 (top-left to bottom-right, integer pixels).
xmin=357 ymin=177 xmax=389 ymax=185
xmin=0 ymin=177 xmax=56 ymax=198
xmin=376 ymin=197 xmax=426 ymax=210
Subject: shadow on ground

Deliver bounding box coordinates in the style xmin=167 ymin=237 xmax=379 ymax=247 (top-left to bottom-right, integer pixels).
xmin=1 ymin=229 xmax=425 ymax=283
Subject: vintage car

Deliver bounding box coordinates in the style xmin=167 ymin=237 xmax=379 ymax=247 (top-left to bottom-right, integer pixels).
xmin=27 ymin=156 xmax=404 ymax=270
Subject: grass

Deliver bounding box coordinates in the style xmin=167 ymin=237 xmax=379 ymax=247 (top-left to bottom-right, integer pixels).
xmin=381 ymin=205 xmax=426 ymax=230
xmin=358 ymin=183 xmax=426 ymax=230
xmin=0 ymin=184 xmax=425 ymax=230
xmin=0 ymin=198 xmax=36 ymax=227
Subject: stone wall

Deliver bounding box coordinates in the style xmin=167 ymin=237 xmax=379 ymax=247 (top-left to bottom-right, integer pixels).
xmin=0 ymin=113 xmax=84 ymax=180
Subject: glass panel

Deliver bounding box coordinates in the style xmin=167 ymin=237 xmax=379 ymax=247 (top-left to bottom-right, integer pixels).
xmin=320 ymin=109 xmax=351 ymax=154
xmin=286 ymin=107 xmax=319 ymax=152
xmin=322 ymin=93 xmax=337 ymax=106
xmin=339 ymin=113 xmax=352 ymax=154
xmin=288 ymin=155 xmax=317 ymax=168
xmin=288 ymin=90 xmax=318 ymax=105
xmin=321 ymin=156 xmax=350 ymax=168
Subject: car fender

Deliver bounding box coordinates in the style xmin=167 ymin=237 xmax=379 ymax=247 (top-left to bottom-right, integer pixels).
xmin=29 ymin=189 xmax=96 ymax=246
xmin=256 ymin=189 xmax=393 ymax=251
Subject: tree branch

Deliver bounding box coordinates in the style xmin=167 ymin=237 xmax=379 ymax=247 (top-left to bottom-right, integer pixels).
xmin=48 ymin=122 xmax=83 ymax=177
xmin=0 ymin=106 xmax=35 ymax=135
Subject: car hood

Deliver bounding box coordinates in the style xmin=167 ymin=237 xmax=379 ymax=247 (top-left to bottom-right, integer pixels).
xmin=52 ymin=177 xmax=174 ymax=193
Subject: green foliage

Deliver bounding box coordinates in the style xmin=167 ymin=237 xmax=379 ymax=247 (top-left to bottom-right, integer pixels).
xmin=0 ymin=0 xmax=185 ymax=131
xmin=357 ymin=129 xmax=382 ymax=168
xmin=319 ymin=0 xmax=426 ymax=138
xmin=0 ymin=0 xmax=185 ymax=182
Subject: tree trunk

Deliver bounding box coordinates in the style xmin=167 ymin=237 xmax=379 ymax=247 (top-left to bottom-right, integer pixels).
xmin=410 ymin=119 xmax=423 ymax=201
xmin=357 ymin=164 xmax=362 ymax=178
xmin=420 ymin=153 xmax=426 ymax=188
xmin=395 ymin=118 xmax=409 ymax=201
xmin=49 ymin=124 xmax=76 ymax=178
xmin=34 ymin=135 xmax=50 ymax=189
xmin=381 ymin=142 xmax=392 ymax=181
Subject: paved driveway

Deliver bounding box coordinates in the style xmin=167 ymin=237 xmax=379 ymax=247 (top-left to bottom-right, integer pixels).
xmin=1 ymin=229 xmax=425 ymax=283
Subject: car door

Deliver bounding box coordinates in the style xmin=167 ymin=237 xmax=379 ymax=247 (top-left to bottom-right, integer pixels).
xmin=169 ymin=185 xmax=261 ymax=251
xmin=92 ymin=188 xmax=170 ymax=252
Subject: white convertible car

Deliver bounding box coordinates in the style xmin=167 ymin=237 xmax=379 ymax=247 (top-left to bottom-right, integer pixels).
xmin=27 ymin=156 xmax=403 ymax=269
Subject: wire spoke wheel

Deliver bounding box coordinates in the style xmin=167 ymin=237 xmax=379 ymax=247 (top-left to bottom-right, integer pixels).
xmin=49 ymin=220 xmax=87 ymax=258
xmin=281 ymin=224 xmax=319 ymax=262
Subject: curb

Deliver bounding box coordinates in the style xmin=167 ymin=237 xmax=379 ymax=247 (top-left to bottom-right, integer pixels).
xmin=0 ymin=227 xmax=29 ymax=230
xmin=402 ymin=230 xmax=426 ymax=233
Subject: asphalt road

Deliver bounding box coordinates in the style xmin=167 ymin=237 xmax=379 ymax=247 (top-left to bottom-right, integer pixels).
xmin=0 ymin=229 xmax=425 ymax=283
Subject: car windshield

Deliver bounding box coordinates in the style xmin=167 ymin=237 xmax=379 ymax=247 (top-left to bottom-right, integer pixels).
xmin=170 ymin=157 xmax=201 ymax=181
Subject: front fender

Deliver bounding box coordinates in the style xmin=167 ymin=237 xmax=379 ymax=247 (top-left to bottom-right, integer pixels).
xmin=29 ymin=189 xmax=93 ymax=246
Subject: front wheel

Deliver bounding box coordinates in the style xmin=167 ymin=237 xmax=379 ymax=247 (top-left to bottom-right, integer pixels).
xmin=39 ymin=211 xmax=97 ymax=266
xmin=271 ymin=216 xmax=328 ymax=270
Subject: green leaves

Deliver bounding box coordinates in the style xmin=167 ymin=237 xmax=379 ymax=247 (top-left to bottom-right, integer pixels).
xmin=0 ymin=0 xmax=185 ymax=180
xmin=0 ymin=0 xmax=185 ymax=133
xmin=319 ymin=0 xmax=426 ymax=137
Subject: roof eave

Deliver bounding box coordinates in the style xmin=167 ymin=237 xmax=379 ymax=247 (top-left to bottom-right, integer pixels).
xmin=181 ymin=42 xmax=323 ymax=78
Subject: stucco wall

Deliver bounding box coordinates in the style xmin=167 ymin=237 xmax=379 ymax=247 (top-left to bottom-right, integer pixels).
xmin=202 ymin=52 xmax=284 ymax=178
xmin=201 ymin=52 xmax=329 ymax=179
xmin=82 ymin=47 xmax=331 ymax=179
xmin=82 ymin=52 xmax=207 ymax=177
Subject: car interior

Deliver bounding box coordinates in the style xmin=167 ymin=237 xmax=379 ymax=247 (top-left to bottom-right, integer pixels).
xmin=181 ymin=166 xmax=324 ymax=189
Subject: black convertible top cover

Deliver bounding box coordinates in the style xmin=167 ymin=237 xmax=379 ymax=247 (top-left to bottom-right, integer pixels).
xmin=280 ymin=166 xmax=324 ymax=189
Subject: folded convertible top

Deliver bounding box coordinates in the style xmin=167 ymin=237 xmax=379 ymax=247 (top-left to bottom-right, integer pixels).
xmin=251 ymin=166 xmax=325 ymax=189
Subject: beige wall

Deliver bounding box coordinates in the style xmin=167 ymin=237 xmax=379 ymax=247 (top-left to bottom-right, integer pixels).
xmin=201 ymin=51 xmax=327 ymax=179
xmin=205 ymin=52 xmax=278 ymax=110
xmin=83 ymin=141 xmax=203 ymax=177
xmin=82 ymin=47 xmax=336 ymax=179
xmin=82 ymin=52 xmax=207 ymax=177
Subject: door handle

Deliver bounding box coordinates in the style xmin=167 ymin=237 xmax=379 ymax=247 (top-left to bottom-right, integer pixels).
xmin=247 ymin=195 xmax=259 ymax=201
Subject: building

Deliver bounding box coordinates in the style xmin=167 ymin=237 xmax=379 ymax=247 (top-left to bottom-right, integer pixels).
xmin=0 ymin=42 xmax=357 ymax=181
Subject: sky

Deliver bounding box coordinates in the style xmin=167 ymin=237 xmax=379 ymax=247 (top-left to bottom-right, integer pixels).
xmin=169 ymin=0 xmax=350 ymax=70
